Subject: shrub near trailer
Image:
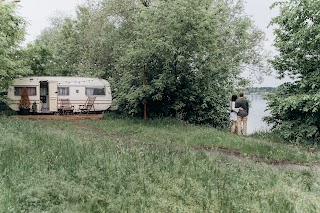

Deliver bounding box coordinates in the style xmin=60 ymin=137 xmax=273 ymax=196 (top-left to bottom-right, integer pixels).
xmin=18 ymin=87 xmax=31 ymax=115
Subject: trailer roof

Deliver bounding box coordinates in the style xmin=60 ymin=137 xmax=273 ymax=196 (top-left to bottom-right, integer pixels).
xmin=13 ymin=76 xmax=110 ymax=87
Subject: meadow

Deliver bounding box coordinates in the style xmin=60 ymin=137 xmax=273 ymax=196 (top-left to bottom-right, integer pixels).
xmin=0 ymin=114 xmax=319 ymax=212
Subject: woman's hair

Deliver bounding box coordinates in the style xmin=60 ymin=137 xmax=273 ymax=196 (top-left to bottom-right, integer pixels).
xmin=231 ymin=95 xmax=237 ymax=102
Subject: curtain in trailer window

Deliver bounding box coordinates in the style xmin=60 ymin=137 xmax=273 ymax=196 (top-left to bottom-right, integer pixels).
xmin=58 ymin=87 xmax=69 ymax=96
xmin=14 ymin=87 xmax=36 ymax=96
xmin=85 ymin=88 xmax=94 ymax=96
xmin=85 ymin=88 xmax=105 ymax=96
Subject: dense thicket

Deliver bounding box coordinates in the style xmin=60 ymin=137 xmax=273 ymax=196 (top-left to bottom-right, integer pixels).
xmin=0 ymin=1 xmax=29 ymax=100
xmin=24 ymin=0 xmax=265 ymax=127
xmin=265 ymin=0 xmax=320 ymax=144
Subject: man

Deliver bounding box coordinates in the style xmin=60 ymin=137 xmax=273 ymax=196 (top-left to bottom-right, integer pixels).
xmin=235 ymin=92 xmax=249 ymax=136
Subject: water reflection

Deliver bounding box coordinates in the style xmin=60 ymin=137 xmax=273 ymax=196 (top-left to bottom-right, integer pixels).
xmin=247 ymin=94 xmax=270 ymax=134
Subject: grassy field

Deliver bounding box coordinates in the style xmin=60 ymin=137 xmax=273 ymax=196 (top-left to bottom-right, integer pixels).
xmin=0 ymin=114 xmax=319 ymax=212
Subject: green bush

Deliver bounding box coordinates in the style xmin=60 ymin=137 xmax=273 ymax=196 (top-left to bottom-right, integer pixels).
xmin=266 ymin=0 xmax=320 ymax=144
xmin=265 ymin=83 xmax=320 ymax=145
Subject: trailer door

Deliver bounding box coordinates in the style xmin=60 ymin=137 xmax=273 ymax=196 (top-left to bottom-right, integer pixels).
xmin=48 ymin=81 xmax=58 ymax=112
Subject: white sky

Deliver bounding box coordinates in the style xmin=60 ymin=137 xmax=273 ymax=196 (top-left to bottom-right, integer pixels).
xmin=17 ymin=0 xmax=81 ymax=43
xmin=244 ymin=0 xmax=291 ymax=87
xmin=15 ymin=0 xmax=288 ymax=87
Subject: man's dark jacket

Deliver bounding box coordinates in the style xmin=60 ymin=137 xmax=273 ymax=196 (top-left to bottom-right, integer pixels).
xmin=235 ymin=98 xmax=249 ymax=117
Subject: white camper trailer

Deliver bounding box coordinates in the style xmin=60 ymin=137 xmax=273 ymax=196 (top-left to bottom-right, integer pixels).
xmin=7 ymin=76 xmax=112 ymax=114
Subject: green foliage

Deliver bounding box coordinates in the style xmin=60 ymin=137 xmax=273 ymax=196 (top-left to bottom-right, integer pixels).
xmin=0 ymin=1 xmax=30 ymax=99
xmin=24 ymin=3 xmax=117 ymax=77
xmin=266 ymin=0 xmax=320 ymax=144
xmin=23 ymin=0 xmax=265 ymax=127
xmin=114 ymin=0 xmax=264 ymax=127
xmin=265 ymin=82 xmax=320 ymax=144
xmin=0 ymin=99 xmax=16 ymax=116
xmin=22 ymin=42 xmax=57 ymax=76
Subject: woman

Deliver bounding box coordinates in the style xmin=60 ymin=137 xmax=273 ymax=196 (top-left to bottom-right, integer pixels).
xmin=230 ymin=95 xmax=241 ymax=135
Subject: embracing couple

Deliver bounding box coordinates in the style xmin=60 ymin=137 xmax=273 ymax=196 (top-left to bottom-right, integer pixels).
xmin=229 ymin=92 xmax=249 ymax=136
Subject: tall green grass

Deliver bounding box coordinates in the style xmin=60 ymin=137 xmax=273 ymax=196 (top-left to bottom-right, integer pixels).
xmin=0 ymin=116 xmax=319 ymax=212
xmin=97 ymin=115 xmax=320 ymax=164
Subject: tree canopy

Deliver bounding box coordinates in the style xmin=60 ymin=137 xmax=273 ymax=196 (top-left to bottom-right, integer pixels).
xmin=0 ymin=1 xmax=29 ymax=97
xmin=265 ymin=0 xmax=320 ymax=144
xmin=114 ymin=0 xmax=264 ymax=126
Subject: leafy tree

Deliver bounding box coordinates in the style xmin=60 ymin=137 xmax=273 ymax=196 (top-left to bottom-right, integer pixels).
xmin=22 ymin=41 xmax=56 ymax=76
xmin=115 ymin=0 xmax=264 ymax=126
xmin=25 ymin=2 xmax=117 ymax=78
xmin=25 ymin=14 xmax=83 ymax=76
xmin=265 ymin=0 xmax=320 ymax=144
xmin=0 ymin=1 xmax=29 ymax=100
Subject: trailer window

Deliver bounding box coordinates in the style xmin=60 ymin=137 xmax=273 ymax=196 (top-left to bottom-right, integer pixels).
xmin=14 ymin=87 xmax=36 ymax=96
xmin=85 ymin=88 xmax=105 ymax=96
xmin=58 ymin=87 xmax=69 ymax=96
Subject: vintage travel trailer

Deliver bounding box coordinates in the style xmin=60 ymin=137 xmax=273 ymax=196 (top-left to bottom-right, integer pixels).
xmin=7 ymin=76 xmax=112 ymax=114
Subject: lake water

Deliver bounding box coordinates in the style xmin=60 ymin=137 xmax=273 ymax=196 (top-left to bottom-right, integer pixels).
xmin=246 ymin=94 xmax=270 ymax=134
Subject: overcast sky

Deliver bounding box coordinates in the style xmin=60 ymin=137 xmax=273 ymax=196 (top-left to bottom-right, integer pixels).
xmin=15 ymin=0 xmax=287 ymax=87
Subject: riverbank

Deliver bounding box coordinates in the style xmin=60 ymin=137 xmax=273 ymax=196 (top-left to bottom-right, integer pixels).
xmin=1 ymin=115 xmax=319 ymax=212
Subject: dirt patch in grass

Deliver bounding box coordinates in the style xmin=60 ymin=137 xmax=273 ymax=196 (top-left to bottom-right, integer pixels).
xmin=70 ymin=120 xmax=135 ymax=145
xmin=71 ymin=120 xmax=320 ymax=172
xmin=13 ymin=116 xmax=319 ymax=173
xmin=193 ymin=145 xmax=320 ymax=173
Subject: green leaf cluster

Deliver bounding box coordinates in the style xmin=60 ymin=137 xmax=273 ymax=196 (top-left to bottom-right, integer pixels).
xmin=266 ymin=0 xmax=320 ymax=144
xmin=111 ymin=0 xmax=264 ymax=126
xmin=24 ymin=2 xmax=120 ymax=78
xmin=0 ymin=1 xmax=30 ymax=100
xmin=265 ymin=83 xmax=320 ymax=144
